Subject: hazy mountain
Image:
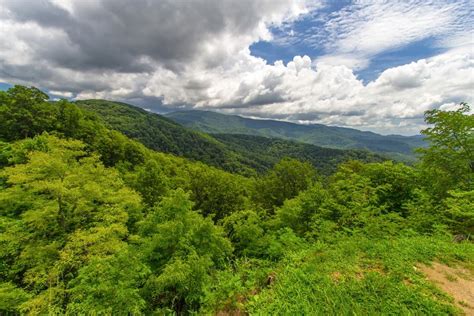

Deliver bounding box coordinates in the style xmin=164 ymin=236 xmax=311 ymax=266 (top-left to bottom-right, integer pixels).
xmin=166 ymin=110 xmax=426 ymax=161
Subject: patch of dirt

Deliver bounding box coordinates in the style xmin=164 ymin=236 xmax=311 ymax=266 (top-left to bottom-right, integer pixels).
xmin=420 ymin=262 xmax=474 ymax=315
xmin=331 ymin=271 xmax=342 ymax=282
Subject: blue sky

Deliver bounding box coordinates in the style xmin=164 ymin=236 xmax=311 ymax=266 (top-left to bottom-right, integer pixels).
xmin=251 ymin=30 xmax=447 ymax=83
xmin=250 ymin=1 xmax=469 ymax=82
xmin=0 ymin=0 xmax=472 ymax=135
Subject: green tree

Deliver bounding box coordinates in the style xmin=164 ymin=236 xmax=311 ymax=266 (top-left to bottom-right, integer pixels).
xmin=131 ymin=159 xmax=169 ymax=207
xmin=0 ymin=135 xmax=143 ymax=313
xmin=186 ymin=165 xmax=248 ymax=221
xmin=418 ymin=103 xmax=474 ymax=196
xmin=138 ymin=189 xmax=233 ymax=313
xmin=443 ymin=190 xmax=474 ymax=237
xmin=353 ymin=161 xmax=418 ymax=216
xmin=0 ymin=85 xmax=57 ymax=140
xmin=276 ymin=183 xmax=328 ymax=237
xmin=222 ymin=210 xmax=267 ymax=256
xmin=255 ymin=158 xmax=317 ymax=211
xmin=66 ymin=249 xmax=149 ymax=314
xmin=56 ymin=99 xmax=83 ymax=137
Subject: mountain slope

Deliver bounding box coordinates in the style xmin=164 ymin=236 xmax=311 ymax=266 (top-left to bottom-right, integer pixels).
xmin=213 ymin=134 xmax=384 ymax=174
xmin=75 ymin=100 xmax=385 ymax=174
xmin=75 ymin=99 xmax=252 ymax=173
xmin=166 ymin=110 xmax=425 ymax=159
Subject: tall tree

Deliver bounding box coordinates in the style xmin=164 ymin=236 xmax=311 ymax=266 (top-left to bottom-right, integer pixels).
xmin=0 ymin=85 xmax=57 ymax=140
xmin=0 ymin=135 xmax=143 ymax=313
xmin=255 ymin=158 xmax=317 ymax=211
xmin=418 ymin=103 xmax=473 ymax=196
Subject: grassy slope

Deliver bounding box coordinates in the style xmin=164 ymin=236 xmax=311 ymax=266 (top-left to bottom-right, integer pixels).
xmin=205 ymin=235 xmax=473 ymax=315
xmin=166 ymin=110 xmax=426 ymax=161
xmin=248 ymin=236 xmax=473 ymax=314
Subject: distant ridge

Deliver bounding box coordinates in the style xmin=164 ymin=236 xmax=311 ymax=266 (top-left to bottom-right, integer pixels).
xmin=166 ymin=110 xmax=425 ymax=161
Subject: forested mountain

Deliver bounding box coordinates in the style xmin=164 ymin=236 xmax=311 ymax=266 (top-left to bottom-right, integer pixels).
xmin=75 ymin=99 xmax=384 ymax=175
xmin=75 ymin=100 xmax=245 ymax=172
xmin=166 ymin=110 xmax=426 ymax=160
xmin=0 ymin=86 xmax=473 ymax=315
xmin=212 ymin=133 xmax=384 ymax=174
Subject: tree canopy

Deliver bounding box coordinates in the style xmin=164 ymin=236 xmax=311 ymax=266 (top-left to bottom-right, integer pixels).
xmin=0 ymin=86 xmax=472 ymax=314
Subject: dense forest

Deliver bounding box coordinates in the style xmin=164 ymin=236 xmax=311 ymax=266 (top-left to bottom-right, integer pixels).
xmin=0 ymin=85 xmax=473 ymax=314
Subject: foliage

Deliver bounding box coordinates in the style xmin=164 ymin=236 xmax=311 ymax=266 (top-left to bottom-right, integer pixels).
xmin=138 ymin=189 xmax=233 ymax=312
xmin=418 ymin=103 xmax=474 ymax=197
xmin=0 ymin=86 xmax=472 ymax=314
xmin=214 ymin=133 xmax=386 ymax=175
xmin=0 ymin=135 xmax=142 ymax=313
xmin=0 ymin=86 xmax=55 ymax=140
xmin=254 ymin=158 xmax=317 ymax=211
xmin=186 ymin=164 xmax=249 ymax=221
xmin=443 ymin=190 xmax=474 ymax=237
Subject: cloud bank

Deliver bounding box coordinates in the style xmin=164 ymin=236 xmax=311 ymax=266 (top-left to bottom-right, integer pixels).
xmin=0 ymin=0 xmax=472 ymax=134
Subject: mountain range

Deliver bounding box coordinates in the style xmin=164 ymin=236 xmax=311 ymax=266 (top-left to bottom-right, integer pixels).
xmin=166 ymin=110 xmax=425 ymax=161
xmin=75 ymin=100 xmax=385 ymax=175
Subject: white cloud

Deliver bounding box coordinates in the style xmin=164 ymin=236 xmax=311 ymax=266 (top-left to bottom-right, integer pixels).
xmin=0 ymin=0 xmax=472 ymax=135
xmin=300 ymin=1 xmax=471 ymax=69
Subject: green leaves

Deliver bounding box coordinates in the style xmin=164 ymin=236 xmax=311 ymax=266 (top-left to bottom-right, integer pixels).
xmin=187 ymin=165 xmax=248 ymax=220
xmin=0 ymin=85 xmax=57 ymax=140
xmin=255 ymin=158 xmax=317 ymax=211
xmin=443 ymin=190 xmax=474 ymax=236
xmin=418 ymin=103 xmax=474 ymax=196
xmin=138 ymin=189 xmax=233 ymax=312
xmin=67 ymin=249 xmax=149 ymax=315
xmin=0 ymin=282 xmax=30 ymax=312
xmin=0 ymin=135 xmax=142 ymax=313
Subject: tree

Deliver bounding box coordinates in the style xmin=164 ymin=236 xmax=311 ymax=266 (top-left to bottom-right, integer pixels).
xmin=131 ymin=159 xmax=169 ymax=207
xmin=0 ymin=85 xmax=57 ymax=140
xmin=66 ymin=249 xmax=149 ymax=314
xmin=138 ymin=189 xmax=233 ymax=313
xmin=254 ymin=158 xmax=317 ymax=211
xmin=443 ymin=190 xmax=474 ymax=237
xmin=222 ymin=210 xmax=267 ymax=256
xmin=276 ymin=183 xmax=328 ymax=237
xmin=186 ymin=165 xmax=248 ymax=221
xmin=0 ymin=135 xmax=143 ymax=313
xmin=418 ymin=103 xmax=474 ymax=196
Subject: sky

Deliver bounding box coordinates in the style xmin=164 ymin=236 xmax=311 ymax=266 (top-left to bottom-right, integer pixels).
xmin=0 ymin=0 xmax=472 ymax=135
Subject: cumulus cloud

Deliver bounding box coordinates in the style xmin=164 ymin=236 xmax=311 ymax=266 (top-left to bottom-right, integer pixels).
xmin=0 ymin=0 xmax=472 ymax=135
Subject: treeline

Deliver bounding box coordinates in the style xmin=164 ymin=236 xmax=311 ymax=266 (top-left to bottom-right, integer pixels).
xmin=0 ymin=86 xmax=472 ymax=314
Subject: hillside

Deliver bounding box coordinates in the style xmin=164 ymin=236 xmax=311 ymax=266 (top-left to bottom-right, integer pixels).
xmin=75 ymin=100 xmax=385 ymax=174
xmin=75 ymin=100 xmax=247 ymax=172
xmin=213 ymin=134 xmax=384 ymax=174
xmin=166 ymin=110 xmax=426 ymax=160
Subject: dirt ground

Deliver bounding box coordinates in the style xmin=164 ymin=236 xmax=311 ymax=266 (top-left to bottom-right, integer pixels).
xmin=420 ymin=262 xmax=474 ymax=315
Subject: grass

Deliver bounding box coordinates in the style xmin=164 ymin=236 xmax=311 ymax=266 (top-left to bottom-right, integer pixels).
xmin=205 ymin=234 xmax=474 ymax=315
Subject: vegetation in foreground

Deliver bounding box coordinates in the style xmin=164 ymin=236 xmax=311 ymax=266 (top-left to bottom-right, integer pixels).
xmin=0 ymin=86 xmax=472 ymax=314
